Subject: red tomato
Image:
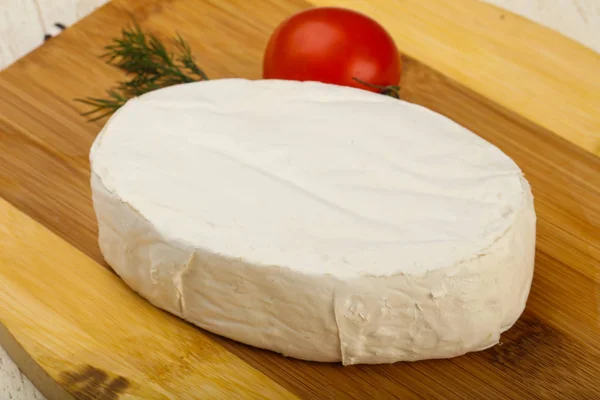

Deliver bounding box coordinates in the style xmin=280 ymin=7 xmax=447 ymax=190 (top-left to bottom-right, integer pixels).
xmin=263 ymin=7 xmax=401 ymax=93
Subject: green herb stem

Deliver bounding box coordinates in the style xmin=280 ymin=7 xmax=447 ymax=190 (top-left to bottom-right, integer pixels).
xmin=75 ymin=22 xmax=209 ymax=121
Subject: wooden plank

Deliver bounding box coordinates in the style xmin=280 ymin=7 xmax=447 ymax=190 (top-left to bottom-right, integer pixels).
xmin=0 ymin=0 xmax=599 ymax=398
xmin=0 ymin=197 xmax=296 ymax=400
xmin=311 ymin=0 xmax=600 ymax=157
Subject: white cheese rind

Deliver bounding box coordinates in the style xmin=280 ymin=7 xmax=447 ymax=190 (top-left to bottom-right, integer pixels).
xmin=334 ymin=183 xmax=535 ymax=364
xmin=90 ymin=79 xmax=536 ymax=364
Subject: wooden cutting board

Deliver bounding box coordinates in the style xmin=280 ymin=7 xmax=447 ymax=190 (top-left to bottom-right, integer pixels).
xmin=1 ymin=0 xmax=599 ymax=398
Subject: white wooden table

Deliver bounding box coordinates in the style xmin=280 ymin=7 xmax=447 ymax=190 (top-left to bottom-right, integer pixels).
xmin=0 ymin=0 xmax=598 ymax=398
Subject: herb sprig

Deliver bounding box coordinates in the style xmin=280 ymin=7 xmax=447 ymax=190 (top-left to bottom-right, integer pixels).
xmin=75 ymin=22 xmax=209 ymax=121
xmin=76 ymin=22 xmax=400 ymax=121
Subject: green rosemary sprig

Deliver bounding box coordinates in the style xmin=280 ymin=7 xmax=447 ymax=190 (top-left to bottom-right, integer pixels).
xmin=75 ymin=22 xmax=209 ymax=121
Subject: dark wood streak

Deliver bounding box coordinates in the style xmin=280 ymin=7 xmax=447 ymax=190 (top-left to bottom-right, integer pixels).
xmin=59 ymin=365 xmax=130 ymax=400
xmin=480 ymin=313 xmax=600 ymax=399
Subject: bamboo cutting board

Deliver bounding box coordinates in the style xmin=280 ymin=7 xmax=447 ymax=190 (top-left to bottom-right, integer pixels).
xmin=1 ymin=0 xmax=600 ymax=399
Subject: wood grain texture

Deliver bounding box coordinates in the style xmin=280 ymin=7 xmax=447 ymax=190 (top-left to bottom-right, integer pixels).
xmin=0 ymin=197 xmax=296 ymax=400
xmin=0 ymin=0 xmax=599 ymax=399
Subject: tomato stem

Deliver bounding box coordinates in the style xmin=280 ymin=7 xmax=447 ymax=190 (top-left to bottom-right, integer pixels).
xmin=352 ymin=77 xmax=400 ymax=99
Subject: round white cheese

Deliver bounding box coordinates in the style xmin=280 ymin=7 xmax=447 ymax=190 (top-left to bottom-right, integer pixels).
xmin=90 ymin=79 xmax=536 ymax=365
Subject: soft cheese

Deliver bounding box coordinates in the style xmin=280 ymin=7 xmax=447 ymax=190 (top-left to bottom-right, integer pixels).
xmin=90 ymin=78 xmax=536 ymax=365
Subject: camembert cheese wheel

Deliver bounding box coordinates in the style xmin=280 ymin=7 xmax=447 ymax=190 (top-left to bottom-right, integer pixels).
xmin=90 ymin=79 xmax=536 ymax=365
